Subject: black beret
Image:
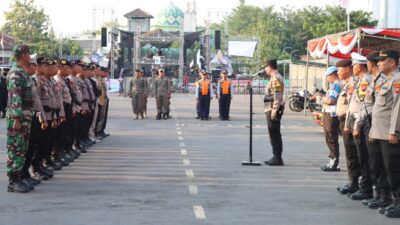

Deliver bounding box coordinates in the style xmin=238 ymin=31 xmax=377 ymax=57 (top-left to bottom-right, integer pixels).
xmin=366 ymin=51 xmax=379 ymax=62
xmin=265 ymin=59 xmax=278 ymax=69
xmin=335 ymin=59 xmax=352 ymax=68
xmin=37 ymin=57 xmax=48 ymax=65
xmin=375 ymin=50 xmax=400 ymax=62
xmin=71 ymin=60 xmax=86 ymax=66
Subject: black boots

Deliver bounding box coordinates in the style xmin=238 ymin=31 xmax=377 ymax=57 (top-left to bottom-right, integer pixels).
xmin=264 ymin=156 xmax=284 ymax=166
xmin=337 ymin=178 xmax=359 ymax=195
xmin=7 ymin=174 xmax=31 ymax=193
xmin=156 ymin=113 xmax=162 ymax=120
xmin=321 ymin=158 xmax=340 ymax=172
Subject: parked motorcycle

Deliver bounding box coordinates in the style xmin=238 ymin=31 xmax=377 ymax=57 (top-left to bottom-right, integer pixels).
xmin=288 ymin=88 xmax=326 ymax=112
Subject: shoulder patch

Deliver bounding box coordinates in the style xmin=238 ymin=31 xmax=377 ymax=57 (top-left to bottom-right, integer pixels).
xmin=272 ymin=79 xmax=282 ymax=92
xmin=393 ymin=81 xmax=400 ymax=95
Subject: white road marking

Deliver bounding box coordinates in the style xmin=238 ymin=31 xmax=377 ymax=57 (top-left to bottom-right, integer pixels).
xmin=176 ymin=124 xmax=180 ymax=127
xmin=183 ymin=159 xmax=191 ymax=165
xmin=178 ymin=136 xmax=184 ymax=140
xmin=181 ymin=124 xmax=185 ymax=126
xmin=228 ymin=124 xmax=232 ymax=128
xmin=177 ymin=131 xmax=182 ymax=135
xmin=181 ymin=149 xmax=187 ymax=155
xmin=179 ymin=143 xmax=185 ymax=147
xmin=186 ymin=170 xmax=194 ymax=178
xmin=176 ymin=127 xmax=181 ymax=130
xmin=193 ymin=205 xmax=206 ymax=219
xmin=188 ymin=185 xmax=198 ymax=195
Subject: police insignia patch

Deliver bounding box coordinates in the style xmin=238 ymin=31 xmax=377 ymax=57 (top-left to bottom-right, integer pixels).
xmin=393 ymin=81 xmax=400 ymax=94
xmin=273 ymin=80 xmax=282 ymax=92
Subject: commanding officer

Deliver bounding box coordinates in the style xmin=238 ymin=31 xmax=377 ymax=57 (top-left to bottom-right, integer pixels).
xmin=360 ymin=52 xmax=391 ymax=209
xmin=336 ymin=59 xmax=360 ymax=195
xmin=369 ymin=50 xmax=400 ymax=218
xmin=216 ymin=70 xmax=233 ymax=120
xmin=344 ymin=53 xmax=373 ymax=200
xmin=319 ymin=66 xmax=341 ymax=172
xmin=129 ymin=68 xmax=148 ymax=119
xmin=154 ymin=68 xmax=171 ymax=120
xmin=263 ymin=59 xmax=285 ymax=166
xmin=5 ymin=45 xmax=34 ymax=193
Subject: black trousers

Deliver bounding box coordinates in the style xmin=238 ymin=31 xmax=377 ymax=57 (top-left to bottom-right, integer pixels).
xmin=339 ymin=115 xmax=360 ymax=182
xmin=219 ymin=94 xmax=231 ymax=120
xmin=73 ymin=113 xmax=84 ymax=146
xmin=370 ymin=140 xmax=400 ymax=201
xmin=55 ymin=103 xmax=73 ymax=153
xmin=101 ymin=98 xmax=109 ymax=132
xmin=323 ymin=113 xmax=340 ymax=160
xmin=21 ymin=116 xmax=41 ymax=178
xmin=353 ymin=119 xmax=373 ymax=192
xmin=196 ymin=100 xmax=200 ymax=117
xmin=265 ymin=111 xmax=283 ymax=157
xmin=32 ymin=120 xmax=54 ymax=164
xmin=368 ymin=138 xmax=391 ymax=198
xmin=199 ymin=95 xmax=211 ymax=119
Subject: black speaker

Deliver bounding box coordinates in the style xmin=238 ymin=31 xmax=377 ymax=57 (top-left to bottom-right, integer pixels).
xmin=101 ymin=27 xmax=107 ymax=47
xmin=215 ymin=30 xmax=221 ymax=49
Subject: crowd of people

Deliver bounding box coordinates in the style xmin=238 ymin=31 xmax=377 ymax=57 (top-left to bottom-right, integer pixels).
xmin=5 ymin=45 xmax=110 ymax=193
xmin=315 ymin=49 xmax=400 ymax=218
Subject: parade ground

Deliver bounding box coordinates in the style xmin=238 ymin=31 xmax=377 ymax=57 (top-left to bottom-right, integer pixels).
xmin=0 ymin=93 xmax=398 ymax=225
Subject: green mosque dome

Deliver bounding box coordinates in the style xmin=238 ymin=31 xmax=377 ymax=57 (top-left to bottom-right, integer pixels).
xmin=155 ymin=2 xmax=184 ymax=31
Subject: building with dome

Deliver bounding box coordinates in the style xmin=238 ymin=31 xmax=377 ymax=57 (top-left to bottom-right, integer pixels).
xmin=154 ymin=2 xmax=184 ymax=32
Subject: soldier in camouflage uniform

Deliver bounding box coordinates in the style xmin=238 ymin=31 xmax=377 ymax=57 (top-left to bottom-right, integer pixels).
xmin=153 ymin=68 xmax=171 ymax=120
xmin=6 ymin=45 xmax=35 ymax=193
xmin=129 ymin=68 xmax=148 ymax=119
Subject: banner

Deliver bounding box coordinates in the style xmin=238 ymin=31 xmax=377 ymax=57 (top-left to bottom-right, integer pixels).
xmin=228 ymin=41 xmax=257 ymax=58
xmin=108 ymin=79 xmax=120 ymax=93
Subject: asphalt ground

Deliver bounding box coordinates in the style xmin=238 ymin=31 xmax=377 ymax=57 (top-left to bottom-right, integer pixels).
xmin=0 ymin=92 xmax=398 ymax=225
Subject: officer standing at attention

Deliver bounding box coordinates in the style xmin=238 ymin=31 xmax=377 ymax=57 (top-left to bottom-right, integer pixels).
xmin=216 ymin=70 xmax=233 ymax=120
xmin=20 ymin=58 xmax=47 ymax=188
xmin=359 ymin=52 xmax=392 ymax=209
xmin=5 ymin=45 xmax=34 ymax=193
xmin=0 ymin=68 xmax=8 ymax=118
xmin=336 ymin=59 xmax=360 ymax=195
xmin=369 ymin=50 xmax=400 ymax=218
xmin=154 ymin=68 xmax=171 ymax=120
xmin=129 ymin=68 xmax=148 ymax=119
xmin=196 ymin=71 xmax=213 ymax=120
xmin=344 ymin=53 xmax=373 ymax=200
xmin=319 ymin=66 xmax=341 ymax=172
xmin=263 ymin=59 xmax=285 ymax=166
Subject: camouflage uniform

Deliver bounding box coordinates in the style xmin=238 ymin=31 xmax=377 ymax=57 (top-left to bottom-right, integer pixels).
xmin=154 ymin=76 xmax=171 ymax=116
xmin=5 ymin=64 xmax=34 ymax=178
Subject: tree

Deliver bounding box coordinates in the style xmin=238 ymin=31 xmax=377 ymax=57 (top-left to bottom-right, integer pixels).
xmin=1 ymin=0 xmax=83 ymax=57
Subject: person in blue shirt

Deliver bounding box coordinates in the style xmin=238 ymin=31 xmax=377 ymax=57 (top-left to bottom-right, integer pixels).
xmin=319 ymin=66 xmax=342 ymax=172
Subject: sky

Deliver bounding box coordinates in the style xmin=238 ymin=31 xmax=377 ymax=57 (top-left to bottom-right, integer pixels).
xmin=0 ymin=0 xmax=370 ymax=35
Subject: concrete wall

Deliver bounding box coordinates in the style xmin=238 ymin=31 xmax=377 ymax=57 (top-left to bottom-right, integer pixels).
xmin=289 ymin=63 xmax=327 ymax=93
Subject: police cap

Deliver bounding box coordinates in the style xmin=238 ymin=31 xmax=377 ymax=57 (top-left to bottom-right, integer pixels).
xmin=335 ymin=59 xmax=352 ymax=68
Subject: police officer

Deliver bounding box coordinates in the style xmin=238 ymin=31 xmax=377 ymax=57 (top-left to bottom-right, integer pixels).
xmin=217 ymin=70 xmax=233 ymax=120
xmin=6 ymin=45 xmax=34 ymax=193
xmin=95 ymin=67 xmax=110 ymax=139
xmin=69 ymin=60 xmax=85 ymax=153
xmin=369 ymin=50 xmax=400 ymax=218
xmin=195 ymin=70 xmax=203 ymax=119
xmin=31 ymin=58 xmax=55 ymax=180
xmin=263 ymin=59 xmax=285 ymax=166
xmin=154 ymin=68 xmax=171 ymax=120
xmin=0 ymin=67 xmax=8 ymax=118
xmin=336 ymin=59 xmax=360 ymax=195
xmin=319 ymin=66 xmax=341 ymax=172
xmin=76 ymin=63 xmax=90 ymax=152
xmin=196 ymin=71 xmax=213 ymax=120
xmin=360 ymin=51 xmax=392 ymax=209
xmin=344 ymin=53 xmax=373 ymax=200
xmin=20 ymin=58 xmax=47 ymax=187
xmin=130 ymin=68 xmax=148 ymax=119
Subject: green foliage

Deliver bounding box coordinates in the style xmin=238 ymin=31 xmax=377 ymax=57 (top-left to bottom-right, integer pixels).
xmin=1 ymin=0 xmax=83 ymax=57
xmin=225 ymin=0 xmax=378 ymax=68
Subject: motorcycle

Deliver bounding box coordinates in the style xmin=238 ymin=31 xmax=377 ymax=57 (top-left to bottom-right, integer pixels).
xmin=288 ymin=88 xmax=326 ymax=113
